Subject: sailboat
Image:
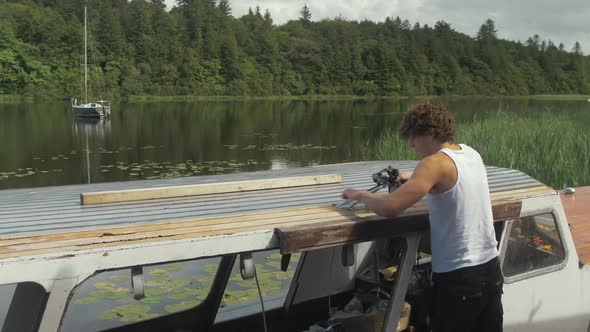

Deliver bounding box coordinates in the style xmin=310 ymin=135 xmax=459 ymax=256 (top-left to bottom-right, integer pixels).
xmin=72 ymin=4 xmax=111 ymax=118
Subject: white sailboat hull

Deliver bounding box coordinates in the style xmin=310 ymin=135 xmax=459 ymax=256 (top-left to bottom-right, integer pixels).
xmin=72 ymin=103 xmax=111 ymax=117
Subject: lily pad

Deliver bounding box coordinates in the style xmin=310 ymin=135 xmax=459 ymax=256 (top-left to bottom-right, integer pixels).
xmin=157 ymin=278 xmax=191 ymax=291
xmin=268 ymin=253 xmax=282 ymax=260
xmin=109 ymin=275 xmax=129 ymax=283
xmin=145 ymin=288 xmax=168 ymax=297
xmin=120 ymin=313 xmax=159 ymax=323
xmin=183 ymin=287 xmax=210 ymax=298
xmin=73 ymin=297 xmax=101 ymax=305
xmin=139 ymin=297 xmax=162 ymax=304
xmin=165 ymin=300 xmax=200 ymax=313
xmin=88 ymin=290 xmax=128 ymax=299
xmin=148 ymin=269 xmax=171 ymax=279
xmin=161 ymin=262 xmax=184 ymax=272
xmin=100 ymin=304 xmax=158 ymax=322
xmin=94 ymin=282 xmax=115 ymax=289
xmin=265 ymin=261 xmax=281 ymax=269
xmin=145 ymin=280 xmax=166 ymax=287
xmin=168 ymin=293 xmax=191 ymax=300
xmin=203 ymin=263 xmax=219 ymax=273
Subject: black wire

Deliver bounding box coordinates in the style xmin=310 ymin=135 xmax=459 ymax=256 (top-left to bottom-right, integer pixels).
xmin=254 ymin=267 xmax=268 ymax=332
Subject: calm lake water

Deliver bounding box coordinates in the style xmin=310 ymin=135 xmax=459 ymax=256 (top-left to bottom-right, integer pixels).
xmin=1 ymin=97 xmax=590 ymax=330
xmin=2 ymin=98 xmax=590 ymax=190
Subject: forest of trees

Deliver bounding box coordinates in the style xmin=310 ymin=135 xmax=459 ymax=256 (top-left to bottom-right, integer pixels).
xmin=1 ymin=0 xmax=589 ymax=99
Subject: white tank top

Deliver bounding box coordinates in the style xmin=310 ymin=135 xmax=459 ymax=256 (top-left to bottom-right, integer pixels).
xmin=426 ymin=144 xmax=499 ymax=273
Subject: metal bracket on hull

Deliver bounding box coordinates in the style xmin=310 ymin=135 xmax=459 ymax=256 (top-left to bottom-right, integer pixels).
xmin=281 ymin=253 xmax=291 ymax=272
xmin=131 ymin=267 xmax=145 ymax=300
xmin=240 ymin=252 xmax=255 ymax=280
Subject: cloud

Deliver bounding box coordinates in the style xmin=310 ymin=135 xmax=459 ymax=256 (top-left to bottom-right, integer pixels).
xmin=164 ymin=0 xmax=590 ymax=52
xmin=420 ymin=0 xmax=590 ymax=50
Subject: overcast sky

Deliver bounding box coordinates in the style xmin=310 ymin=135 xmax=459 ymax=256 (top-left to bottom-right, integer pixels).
xmin=164 ymin=0 xmax=589 ymax=53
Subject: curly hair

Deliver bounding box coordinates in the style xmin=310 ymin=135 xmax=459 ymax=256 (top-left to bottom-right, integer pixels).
xmin=398 ymin=101 xmax=456 ymax=143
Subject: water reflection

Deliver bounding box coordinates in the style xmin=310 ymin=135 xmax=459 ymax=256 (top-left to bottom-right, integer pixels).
xmin=73 ymin=117 xmax=111 ymax=184
xmin=73 ymin=117 xmax=112 ymax=139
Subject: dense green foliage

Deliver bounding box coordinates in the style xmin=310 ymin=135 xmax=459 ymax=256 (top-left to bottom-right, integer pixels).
xmin=361 ymin=112 xmax=590 ymax=189
xmin=1 ymin=0 xmax=589 ymax=99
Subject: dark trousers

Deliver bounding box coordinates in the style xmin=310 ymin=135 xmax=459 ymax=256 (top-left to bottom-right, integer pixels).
xmin=430 ymin=256 xmax=504 ymax=332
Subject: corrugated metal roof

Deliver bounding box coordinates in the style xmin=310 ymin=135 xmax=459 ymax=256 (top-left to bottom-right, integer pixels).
xmin=0 ymin=161 xmax=547 ymax=237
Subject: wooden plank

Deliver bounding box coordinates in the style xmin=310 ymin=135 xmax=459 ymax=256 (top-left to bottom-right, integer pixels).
xmin=0 ymin=198 xmax=462 ymax=259
xmin=0 ymin=186 xmax=546 ymax=236
xmin=0 ymin=215 xmax=346 ymax=259
xmin=277 ymin=214 xmax=430 ymax=255
xmin=276 ymin=200 xmax=522 ymax=254
xmin=560 ymin=186 xmax=590 ymax=265
xmin=490 ymin=186 xmax=554 ymax=200
xmin=0 ymin=204 xmax=433 ymax=258
xmin=490 ymin=200 xmax=524 ymax=220
xmin=1 ymin=194 xmax=522 ymax=252
xmin=0 ymin=205 xmax=343 ymax=244
xmin=0 ymin=207 xmax=388 ymax=259
xmin=0 ymin=207 xmax=348 ymax=248
xmin=80 ymin=174 xmax=342 ymax=205
xmin=1 ymin=185 xmax=344 ymax=225
xmin=0 ymin=197 xmax=521 ymax=259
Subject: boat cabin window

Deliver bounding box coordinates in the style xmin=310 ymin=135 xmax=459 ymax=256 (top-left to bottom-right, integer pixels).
xmin=60 ymin=257 xmax=221 ymax=332
xmin=501 ymin=213 xmax=566 ymax=278
xmin=215 ymin=250 xmax=300 ymax=323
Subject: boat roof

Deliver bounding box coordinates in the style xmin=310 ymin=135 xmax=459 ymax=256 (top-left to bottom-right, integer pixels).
xmin=0 ymin=161 xmax=550 ymax=238
xmin=0 ymin=161 xmax=558 ymax=288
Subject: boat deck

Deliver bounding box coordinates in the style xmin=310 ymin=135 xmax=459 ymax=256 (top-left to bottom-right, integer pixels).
xmin=560 ymin=186 xmax=590 ymax=265
xmin=0 ymin=161 xmax=554 ymax=289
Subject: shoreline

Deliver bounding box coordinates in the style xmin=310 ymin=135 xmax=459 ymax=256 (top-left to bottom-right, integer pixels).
xmin=1 ymin=94 xmax=589 ymax=103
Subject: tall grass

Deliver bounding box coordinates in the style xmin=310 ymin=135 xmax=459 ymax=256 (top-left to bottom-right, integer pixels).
xmin=361 ymin=112 xmax=590 ymax=189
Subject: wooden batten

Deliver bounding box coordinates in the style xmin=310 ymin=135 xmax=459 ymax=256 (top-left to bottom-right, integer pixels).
xmin=80 ymin=174 xmax=342 ymax=205
xmin=276 ymin=200 xmax=522 ymax=254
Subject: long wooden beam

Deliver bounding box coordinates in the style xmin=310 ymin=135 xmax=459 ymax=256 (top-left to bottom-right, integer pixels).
xmin=276 ymin=200 xmax=522 ymax=254
xmin=80 ymin=174 xmax=342 ymax=205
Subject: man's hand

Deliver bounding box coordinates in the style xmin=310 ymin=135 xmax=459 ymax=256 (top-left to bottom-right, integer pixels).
xmin=339 ymin=157 xmax=443 ymax=217
xmin=342 ymin=188 xmax=364 ymax=201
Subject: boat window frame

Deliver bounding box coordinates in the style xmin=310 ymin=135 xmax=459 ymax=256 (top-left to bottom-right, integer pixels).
xmin=60 ymin=255 xmax=234 ymax=332
xmin=499 ymin=209 xmax=568 ymax=284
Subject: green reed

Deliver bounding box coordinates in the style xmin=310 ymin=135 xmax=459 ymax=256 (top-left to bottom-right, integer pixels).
xmin=361 ymin=112 xmax=590 ymax=189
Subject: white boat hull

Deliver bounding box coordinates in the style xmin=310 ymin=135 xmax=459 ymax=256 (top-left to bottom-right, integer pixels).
xmin=72 ymin=103 xmax=110 ymax=117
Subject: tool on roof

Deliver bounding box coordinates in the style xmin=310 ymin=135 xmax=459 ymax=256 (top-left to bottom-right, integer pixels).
xmin=336 ymin=166 xmax=404 ymax=210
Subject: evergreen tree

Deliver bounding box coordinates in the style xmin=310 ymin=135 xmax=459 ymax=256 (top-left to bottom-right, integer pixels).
xmin=572 ymin=41 xmax=583 ymax=55
xmin=299 ymin=4 xmax=311 ymax=24
xmin=218 ymin=0 xmax=231 ymax=17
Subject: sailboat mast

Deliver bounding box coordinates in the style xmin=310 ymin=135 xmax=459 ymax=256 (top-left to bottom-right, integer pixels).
xmin=84 ymin=4 xmax=88 ymax=104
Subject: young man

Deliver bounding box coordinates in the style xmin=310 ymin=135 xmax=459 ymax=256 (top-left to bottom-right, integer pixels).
xmin=342 ymin=101 xmax=503 ymax=332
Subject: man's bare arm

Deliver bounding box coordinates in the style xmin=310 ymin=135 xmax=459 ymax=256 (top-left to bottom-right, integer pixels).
xmin=342 ymin=156 xmax=443 ymax=217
